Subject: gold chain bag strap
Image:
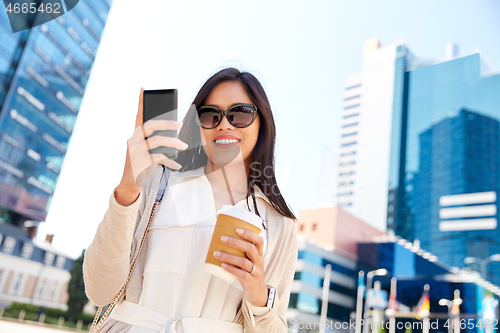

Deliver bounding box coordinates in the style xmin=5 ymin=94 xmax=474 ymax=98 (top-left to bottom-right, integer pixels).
xmin=90 ymin=166 xmax=170 ymax=333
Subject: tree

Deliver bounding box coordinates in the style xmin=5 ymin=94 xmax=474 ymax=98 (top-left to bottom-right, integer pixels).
xmin=67 ymin=249 xmax=88 ymax=322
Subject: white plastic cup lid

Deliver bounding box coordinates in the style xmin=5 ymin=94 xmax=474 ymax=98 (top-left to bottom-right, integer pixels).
xmin=217 ymin=205 xmax=263 ymax=231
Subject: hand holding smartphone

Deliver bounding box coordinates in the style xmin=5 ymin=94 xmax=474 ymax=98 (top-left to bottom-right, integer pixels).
xmin=117 ymin=88 xmax=188 ymax=205
xmin=143 ymin=89 xmax=179 ymax=160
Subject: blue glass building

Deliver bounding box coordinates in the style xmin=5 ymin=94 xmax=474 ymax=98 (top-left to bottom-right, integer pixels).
xmin=289 ymin=236 xmax=499 ymax=333
xmin=288 ymin=237 xmax=360 ymax=332
xmin=387 ymin=51 xmax=500 ymax=285
xmin=0 ymin=0 xmax=112 ymax=226
xmin=0 ymin=0 xmax=112 ymax=307
xmin=359 ymin=239 xmax=499 ymax=333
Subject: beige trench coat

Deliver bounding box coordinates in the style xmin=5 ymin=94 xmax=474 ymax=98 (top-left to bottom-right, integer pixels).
xmin=83 ymin=164 xmax=298 ymax=333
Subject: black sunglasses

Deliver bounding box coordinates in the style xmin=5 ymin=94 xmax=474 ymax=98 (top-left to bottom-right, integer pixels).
xmin=196 ymin=103 xmax=258 ymax=129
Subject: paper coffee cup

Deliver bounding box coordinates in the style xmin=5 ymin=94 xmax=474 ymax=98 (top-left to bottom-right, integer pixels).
xmin=205 ymin=205 xmax=263 ymax=284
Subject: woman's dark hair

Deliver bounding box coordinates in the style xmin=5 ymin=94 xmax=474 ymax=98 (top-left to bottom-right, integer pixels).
xmin=176 ymin=67 xmax=296 ymax=221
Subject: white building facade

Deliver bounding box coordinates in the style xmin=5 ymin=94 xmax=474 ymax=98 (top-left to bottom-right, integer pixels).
xmin=336 ymin=38 xmax=419 ymax=231
xmin=0 ymin=225 xmax=74 ymax=310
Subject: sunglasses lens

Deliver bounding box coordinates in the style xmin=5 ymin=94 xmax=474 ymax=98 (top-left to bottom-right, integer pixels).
xmin=228 ymin=105 xmax=255 ymax=127
xmin=198 ymin=109 xmax=221 ymax=128
xmin=198 ymin=105 xmax=256 ymax=128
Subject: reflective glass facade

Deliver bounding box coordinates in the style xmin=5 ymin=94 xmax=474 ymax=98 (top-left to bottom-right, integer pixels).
xmin=388 ymin=54 xmax=500 ymax=285
xmin=358 ymin=242 xmax=449 ymax=279
xmin=0 ymin=0 xmax=112 ymax=225
xmin=358 ymin=241 xmax=491 ymax=333
xmin=290 ymin=242 xmax=358 ymax=325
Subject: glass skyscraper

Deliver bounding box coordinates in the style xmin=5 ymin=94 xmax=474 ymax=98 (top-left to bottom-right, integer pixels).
xmin=0 ymin=0 xmax=112 ymax=227
xmin=388 ymin=52 xmax=500 ymax=284
xmin=336 ymin=39 xmax=434 ymax=232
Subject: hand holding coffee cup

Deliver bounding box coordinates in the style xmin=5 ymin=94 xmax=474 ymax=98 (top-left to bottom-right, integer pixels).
xmin=205 ymin=205 xmax=269 ymax=307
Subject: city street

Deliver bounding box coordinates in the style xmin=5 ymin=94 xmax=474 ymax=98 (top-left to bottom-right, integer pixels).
xmin=0 ymin=320 xmax=79 ymax=333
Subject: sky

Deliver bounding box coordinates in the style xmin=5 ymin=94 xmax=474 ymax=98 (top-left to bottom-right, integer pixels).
xmin=35 ymin=0 xmax=500 ymax=258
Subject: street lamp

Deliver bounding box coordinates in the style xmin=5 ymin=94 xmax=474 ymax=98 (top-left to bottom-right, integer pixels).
xmin=439 ymin=290 xmax=462 ymax=333
xmin=464 ymin=254 xmax=500 ymax=280
xmin=363 ymin=269 xmax=388 ymax=333
xmin=439 ymin=298 xmax=453 ymax=333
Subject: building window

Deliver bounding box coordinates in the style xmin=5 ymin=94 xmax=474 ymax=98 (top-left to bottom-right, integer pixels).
xmin=12 ymin=273 xmax=24 ymax=295
xmin=21 ymin=243 xmax=34 ymax=259
xmin=288 ymin=293 xmax=298 ymax=308
xmin=2 ymin=237 xmax=16 ymax=254
xmin=341 ymin=132 xmax=358 ymax=138
xmin=37 ymin=279 xmax=47 ymax=299
xmin=55 ymin=256 xmax=66 ymax=268
xmin=50 ymin=282 xmax=59 ymax=301
xmin=342 ymin=122 xmax=358 ymax=129
xmin=344 ymin=95 xmax=361 ymax=101
xmin=312 ymin=223 xmax=317 ymax=231
xmin=340 ymin=141 xmax=357 ymax=147
xmin=343 ymin=112 xmax=359 ymax=119
xmin=345 ymin=84 xmax=361 ymax=90
xmin=344 ymin=104 xmax=360 ymax=110
xmin=0 ymin=269 xmax=4 ymax=288
xmin=44 ymin=252 xmax=55 ymax=265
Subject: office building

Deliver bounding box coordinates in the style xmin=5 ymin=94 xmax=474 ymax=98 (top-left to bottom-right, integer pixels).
xmin=336 ymin=38 xmax=433 ymax=231
xmin=359 ymin=238 xmax=500 ymax=333
xmin=0 ymin=0 xmax=112 ymax=224
xmin=335 ymin=38 xmax=500 ymax=285
xmin=290 ymin=205 xmax=499 ymax=333
xmin=0 ymin=0 xmax=113 ymax=308
xmin=387 ymin=52 xmax=500 ymax=285
xmin=287 ymin=236 xmax=358 ymax=333
xmin=288 ymin=206 xmax=383 ymax=332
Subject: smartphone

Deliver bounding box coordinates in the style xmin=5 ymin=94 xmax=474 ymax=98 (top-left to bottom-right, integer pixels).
xmin=143 ymin=89 xmax=178 ymax=160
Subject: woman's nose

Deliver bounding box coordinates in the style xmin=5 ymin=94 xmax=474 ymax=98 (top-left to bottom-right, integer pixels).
xmin=217 ymin=115 xmax=234 ymax=130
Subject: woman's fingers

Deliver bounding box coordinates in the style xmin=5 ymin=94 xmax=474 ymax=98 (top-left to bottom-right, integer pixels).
xmin=146 ymin=136 xmax=188 ymax=151
xmin=215 ymin=251 xmax=255 ymax=278
xmin=236 ymin=229 xmax=264 ymax=256
xmin=129 ymin=120 xmax=184 ymax=145
xmin=153 ymin=154 xmax=182 ymax=170
xmin=127 ymin=136 xmax=183 ymax=183
xmin=126 ymin=88 xmax=186 ymax=186
xmin=122 ymin=87 xmax=186 ymax=190
xmin=143 ymin=119 xmax=183 ymax=136
xmin=129 ymin=132 xmax=188 ymax=156
xmin=221 ymin=232 xmax=263 ymax=263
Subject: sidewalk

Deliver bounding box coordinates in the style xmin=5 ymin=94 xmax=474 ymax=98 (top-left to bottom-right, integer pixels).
xmin=0 ymin=319 xmax=82 ymax=333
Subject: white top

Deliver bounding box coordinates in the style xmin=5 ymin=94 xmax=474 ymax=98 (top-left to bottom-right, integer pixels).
xmin=127 ymin=166 xmax=270 ymax=333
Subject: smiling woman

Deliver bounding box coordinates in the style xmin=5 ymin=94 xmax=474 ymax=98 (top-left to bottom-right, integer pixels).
xmin=200 ymin=82 xmax=259 ymax=164
xmin=83 ymin=67 xmax=298 ymax=333
xmin=177 ymin=68 xmax=297 ymax=219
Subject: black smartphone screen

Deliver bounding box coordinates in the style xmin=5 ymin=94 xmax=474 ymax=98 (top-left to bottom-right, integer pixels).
xmin=143 ymin=89 xmax=178 ymax=159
